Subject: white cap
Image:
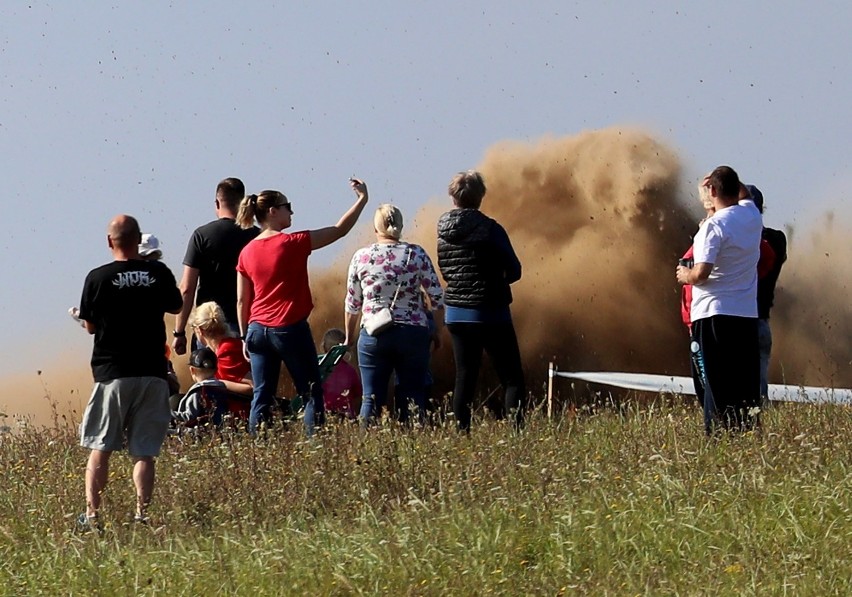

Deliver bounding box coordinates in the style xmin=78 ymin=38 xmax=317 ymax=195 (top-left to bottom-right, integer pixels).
xmin=139 ymin=233 xmax=162 ymax=258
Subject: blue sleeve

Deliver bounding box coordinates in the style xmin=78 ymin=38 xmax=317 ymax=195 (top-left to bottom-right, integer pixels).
xmin=491 ymin=223 xmax=522 ymax=284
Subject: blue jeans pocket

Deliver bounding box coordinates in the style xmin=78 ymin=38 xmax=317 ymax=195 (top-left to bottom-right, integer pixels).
xmin=245 ymin=327 xmax=262 ymax=353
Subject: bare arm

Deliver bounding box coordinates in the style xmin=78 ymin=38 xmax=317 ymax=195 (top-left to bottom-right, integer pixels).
xmin=221 ymin=376 xmax=253 ymax=396
xmin=236 ymin=273 xmax=253 ymax=337
xmin=83 ymin=320 xmax=96 ymax=335
xmin=676 ymin=262 xmax=713 ymax=286
xmin=237 ymin=273 xmax=254 ymax=362
xmin=343 ymin=311 xmax=361 ymax=347
xmin=310 ymin=179 xmax=369 ymax=250
xmin=172 ymin=265 xmax=199 ymax=355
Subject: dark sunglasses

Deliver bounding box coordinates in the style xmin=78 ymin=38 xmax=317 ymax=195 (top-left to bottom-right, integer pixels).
xmin=274 ymin=201 xmax=293 ymax=212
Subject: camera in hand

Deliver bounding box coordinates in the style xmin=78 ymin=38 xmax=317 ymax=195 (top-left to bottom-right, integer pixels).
xmin=678 ymin=258 xmax=694 ymax=268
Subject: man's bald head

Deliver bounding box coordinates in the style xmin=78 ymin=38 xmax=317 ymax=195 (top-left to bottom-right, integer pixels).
xmin=107 ymin=215 xmax=142 ymax=255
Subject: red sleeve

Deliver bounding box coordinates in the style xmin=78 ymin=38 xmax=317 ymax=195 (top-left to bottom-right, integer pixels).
xmin=757 ymin=239 xmax=776 ymax=279
xmin=293 ymin=231 xmax=312 ymax=257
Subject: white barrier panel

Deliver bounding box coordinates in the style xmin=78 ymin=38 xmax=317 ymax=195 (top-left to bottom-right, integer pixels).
xmin=551 ymin=370 xmax=852 ymax=406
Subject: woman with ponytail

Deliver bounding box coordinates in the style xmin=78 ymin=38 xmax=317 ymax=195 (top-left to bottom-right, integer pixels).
xmin=344 ymin=203 xmax=444 ymax=426
xmin=236 ymin=179 xmax=369 ymax=435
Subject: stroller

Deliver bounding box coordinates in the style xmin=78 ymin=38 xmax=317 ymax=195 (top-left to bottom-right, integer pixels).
xmin=279 ymin=344 xmax=349 ymax=417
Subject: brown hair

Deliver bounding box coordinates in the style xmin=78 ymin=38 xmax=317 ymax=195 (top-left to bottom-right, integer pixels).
xmin=448 ymin=170 xmax=487 ymax=208
xmin=321 ymin=328 xmax=345 ymax=353
xmin=236 ymin=190 xmax=287 ymax=229
xmin=707 ymin=166 xmax=740 ymax=200
xmin=216 ymin=177 xmax=246 ymax=210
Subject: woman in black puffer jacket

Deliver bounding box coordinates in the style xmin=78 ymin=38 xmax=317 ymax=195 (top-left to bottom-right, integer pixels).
xmin=436 ymin=170 xmax=525 ymax=431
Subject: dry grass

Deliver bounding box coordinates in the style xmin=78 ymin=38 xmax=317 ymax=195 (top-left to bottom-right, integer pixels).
xmin=0 ymin=397 xmax=850 ymax=595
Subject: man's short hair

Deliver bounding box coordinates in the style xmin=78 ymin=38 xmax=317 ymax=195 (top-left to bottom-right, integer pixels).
xmin=216 ymin=178 xmax=246 ymax=209
xmin=707 ymin=166 xmax=740 ymax=200
xmin=746 ymin=185 xmax=764 ymax=213
xmin=108 ymin=215 xmax=142 ymax=249
xmin=449 ymin=170 xmax=487 ymax=208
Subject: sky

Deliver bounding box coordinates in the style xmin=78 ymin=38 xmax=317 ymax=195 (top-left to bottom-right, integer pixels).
xmin=1 ymin=1 xmax=850 ymax=383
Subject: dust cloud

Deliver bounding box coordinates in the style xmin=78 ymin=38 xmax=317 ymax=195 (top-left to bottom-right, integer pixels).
xmin=311 ymin=128 xmax=697 ymax=390
xmin=312 ymin=127 xmax=852 ymax=393
xmin=5 ymin=127 xmax=850 ymax=427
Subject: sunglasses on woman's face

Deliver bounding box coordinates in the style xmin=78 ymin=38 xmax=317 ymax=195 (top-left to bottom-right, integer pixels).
xmin=274 ymin=202 xmax=292 ymax=213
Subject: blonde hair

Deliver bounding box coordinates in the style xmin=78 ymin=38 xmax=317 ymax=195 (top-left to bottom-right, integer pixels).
xmin=190 ymin=301 xmax=232 ymax=339
xmin=236 ymin=190 xmax=288 ymax=229
xmin=373 ymin=204 xmax=403 ymax=240
xmin=697 ymin=181 xmax=713 ymax=210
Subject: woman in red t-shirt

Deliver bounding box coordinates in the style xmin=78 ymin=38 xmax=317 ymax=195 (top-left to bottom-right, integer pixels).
xmin=235 ymin=179 xmax=369 ymax=434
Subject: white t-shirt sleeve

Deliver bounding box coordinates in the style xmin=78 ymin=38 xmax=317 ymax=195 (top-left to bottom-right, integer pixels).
xmin=692 ymin=220 xmax=721 ymax=265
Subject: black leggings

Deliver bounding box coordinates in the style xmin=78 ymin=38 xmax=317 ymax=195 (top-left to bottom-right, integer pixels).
xmin=447 ymin=321 xmax=525 ymax=431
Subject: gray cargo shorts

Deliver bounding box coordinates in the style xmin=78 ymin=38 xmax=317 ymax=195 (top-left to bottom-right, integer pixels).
xmin=80 ymin=377 xmax=171 ymax=457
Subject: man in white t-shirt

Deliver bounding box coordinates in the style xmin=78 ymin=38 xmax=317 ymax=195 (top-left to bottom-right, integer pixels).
xmin=676 ymin=166 xmax=762 ymax=434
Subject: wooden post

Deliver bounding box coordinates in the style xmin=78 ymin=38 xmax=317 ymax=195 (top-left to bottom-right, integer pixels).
xmin=547 ymin=361 xmax=555 ymax=419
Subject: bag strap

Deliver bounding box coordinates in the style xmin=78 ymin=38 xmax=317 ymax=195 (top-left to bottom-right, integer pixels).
xmin=388 ymin=246 xmax=413 ymax=310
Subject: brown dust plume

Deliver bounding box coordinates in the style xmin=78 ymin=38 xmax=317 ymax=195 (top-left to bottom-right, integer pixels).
xmin=310 ymin=127 xmax=697 ymax=393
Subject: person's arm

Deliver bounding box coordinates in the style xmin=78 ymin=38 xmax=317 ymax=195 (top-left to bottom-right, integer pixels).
xmin=78 ymin=274 xmax=98 ymax=335
xmin=343 ymin=311 xmax=361 ymax=348
xmin=343 ymin=251 xmax=364 ymax=346
xmin=491 ymin=223 xmax=522 ymax=284
xmin=418 ymin=247 xmax=445 ymax=350
xmin=236 ymin=272 xmax=253 ymax=360
xmin=221 ymin=377 xmax=253 ymax=396
xmin=309 ymin=179 xmax=369 ymax=250
xmin=676 ymin=262 xmax=713 ymax=286
xmin=173 ymin=265 xmax=199 ymax=355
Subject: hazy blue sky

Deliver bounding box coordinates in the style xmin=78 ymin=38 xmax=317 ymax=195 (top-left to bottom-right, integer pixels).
xmin=1 ymin=1 xmax=849 ymax=377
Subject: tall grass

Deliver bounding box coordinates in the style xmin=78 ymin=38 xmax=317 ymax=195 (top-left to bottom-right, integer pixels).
xmin=0 ymin=398 xmax=850 ymax=595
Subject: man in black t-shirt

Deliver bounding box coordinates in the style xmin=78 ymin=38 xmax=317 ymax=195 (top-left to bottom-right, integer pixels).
xmin=747 ymin=185 xmax=788 ymax=405
xmin=77 ymin=215 xmax=182 ymax=532
xmin=172 ymin=177 xmax=259 ymax=354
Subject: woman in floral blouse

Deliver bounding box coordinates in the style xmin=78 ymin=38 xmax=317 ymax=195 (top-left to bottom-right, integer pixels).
xmin=344 ymin=204 xmax=444 ymax=425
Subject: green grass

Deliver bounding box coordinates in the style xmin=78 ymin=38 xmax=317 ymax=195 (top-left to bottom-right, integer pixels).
xmin=0 ymin=399 xmax=850 ymax=595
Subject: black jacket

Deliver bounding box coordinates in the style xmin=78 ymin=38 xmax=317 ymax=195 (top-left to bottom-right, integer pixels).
xmin=758 ymin=227 xmax=787 ymax=319
xmin=436 ymin=208 xmax=521 ymax=308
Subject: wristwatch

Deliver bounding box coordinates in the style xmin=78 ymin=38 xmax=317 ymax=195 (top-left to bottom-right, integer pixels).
xmin=172 ymin=330 xmax=186 ymax=338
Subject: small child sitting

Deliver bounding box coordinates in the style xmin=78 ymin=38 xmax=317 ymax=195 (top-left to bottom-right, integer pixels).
xmin=320 ymin=328 xmax=361 ymax=420
xmin=172 ymin=347 xmax=227 ymax=428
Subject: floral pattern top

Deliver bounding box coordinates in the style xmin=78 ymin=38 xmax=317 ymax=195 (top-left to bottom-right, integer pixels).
xmin=346 ymin=242 xmax=444 ymax=328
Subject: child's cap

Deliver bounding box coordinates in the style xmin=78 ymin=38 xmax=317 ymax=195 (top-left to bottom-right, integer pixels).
xmin=189 ymin=347 xmax=217 ymax=370
xmin=139 ymin=233 xmax=163 ymax=258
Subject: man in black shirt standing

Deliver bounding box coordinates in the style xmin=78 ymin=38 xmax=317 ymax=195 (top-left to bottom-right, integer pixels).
xmin=173 ymin=177 xmax=259 ymax=354
xmin=747 ymin=185 xmax=788 ymax=405
xmin=77 ymin=215 xmax=182 ymax=532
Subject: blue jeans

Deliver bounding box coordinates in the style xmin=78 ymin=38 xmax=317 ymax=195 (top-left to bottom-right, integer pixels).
xmin=245 ymin=319 xmax=324 ymax=435
xmin=357 ymin=324 xmax=430 ymax=425
xmin=758 ymin=318 xmax=772 ymax=404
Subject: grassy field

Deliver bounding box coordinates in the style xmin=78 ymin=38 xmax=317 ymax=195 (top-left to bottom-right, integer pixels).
xmin=0 ymin=397 xmax=850 ymax=596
